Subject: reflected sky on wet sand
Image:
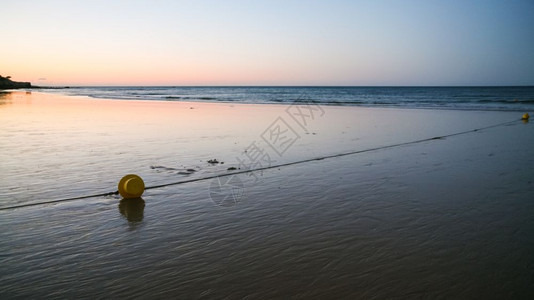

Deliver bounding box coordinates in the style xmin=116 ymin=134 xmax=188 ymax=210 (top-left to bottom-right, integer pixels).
xmin=1 ymin=92 xmax=533 ymax=298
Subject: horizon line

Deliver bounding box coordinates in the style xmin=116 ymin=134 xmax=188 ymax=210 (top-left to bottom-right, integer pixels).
xmin=33 ymin=84 xmax=534 ymax=88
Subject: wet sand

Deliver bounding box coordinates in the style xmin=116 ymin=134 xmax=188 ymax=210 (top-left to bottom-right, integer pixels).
xmin=1 ymin=91 xmax=533 ymax=298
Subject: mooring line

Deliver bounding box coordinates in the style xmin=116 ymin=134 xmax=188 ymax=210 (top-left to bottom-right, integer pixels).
xmin=0 ymin=191 xmax=119 ymax=211
xmin=0 ymin=118 xmax=521 ymax=211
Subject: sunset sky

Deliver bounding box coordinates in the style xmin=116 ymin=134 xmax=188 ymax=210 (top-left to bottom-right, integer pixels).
xmin=2 ymin=0 xmax=534 ymax=86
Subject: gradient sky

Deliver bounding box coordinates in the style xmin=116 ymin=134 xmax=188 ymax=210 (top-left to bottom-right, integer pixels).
xmin=2 ymin=0 xmax=534 ymax=86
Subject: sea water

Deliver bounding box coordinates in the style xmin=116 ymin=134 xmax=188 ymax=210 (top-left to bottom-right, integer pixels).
xmin=38 ymin=86 xmax=534 ymax=111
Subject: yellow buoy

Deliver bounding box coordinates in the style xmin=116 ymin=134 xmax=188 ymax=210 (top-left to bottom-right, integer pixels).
xmin=522 ymin=113 xmax=529 ymax=120
xmin=118 ymin=174 xmax=145 ymax=199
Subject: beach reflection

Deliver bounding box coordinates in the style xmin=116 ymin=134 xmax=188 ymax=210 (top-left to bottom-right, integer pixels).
xmin=119 ymin=197 xmax=145 ymax=223
xmin=0 ymin=91 xmax=289 ymax=209
xmin=2 ymin=91 xmax=533 ymax=298
xmin=0 ymin=91 xmax=12 ymax=105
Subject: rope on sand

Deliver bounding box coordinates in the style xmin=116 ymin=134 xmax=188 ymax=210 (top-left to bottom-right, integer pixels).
xmin=0 ymin=118 xmax=521 ymax=211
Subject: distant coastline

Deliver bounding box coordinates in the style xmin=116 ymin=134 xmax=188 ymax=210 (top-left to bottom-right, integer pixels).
xmin=0 ymin=76 xmax=72 ymax=90
xmin=0 ymin=75 xmax=31 ymax=90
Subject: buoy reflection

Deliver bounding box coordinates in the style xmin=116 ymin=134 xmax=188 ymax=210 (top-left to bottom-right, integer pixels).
xmin=119 ymin=197 xmax=145 ymax=222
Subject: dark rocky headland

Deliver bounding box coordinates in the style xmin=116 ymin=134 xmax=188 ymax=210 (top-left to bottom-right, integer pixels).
xmin=0 ymin=75 xmax=32 ymax=89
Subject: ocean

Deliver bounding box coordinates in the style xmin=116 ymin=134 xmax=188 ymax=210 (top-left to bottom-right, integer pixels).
xmin=37 ymin=86 xmax=534 ymax=111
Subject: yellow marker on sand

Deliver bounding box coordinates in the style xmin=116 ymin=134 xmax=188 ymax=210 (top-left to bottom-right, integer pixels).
xmin=118 ymin=174 xmax=145 ymax=199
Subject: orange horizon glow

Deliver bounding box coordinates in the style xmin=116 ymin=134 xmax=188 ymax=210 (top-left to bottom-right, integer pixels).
xmin=2 ymin=1 xmax=534 ymax=86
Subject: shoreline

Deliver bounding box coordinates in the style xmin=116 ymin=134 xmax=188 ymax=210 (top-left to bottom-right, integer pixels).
xmin=16 ymin=86 xmax=534 ymax=112
xmin=10 ymin=90 xmax=530 ymax=122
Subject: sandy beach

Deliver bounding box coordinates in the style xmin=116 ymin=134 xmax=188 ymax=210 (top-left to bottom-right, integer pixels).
xmin=1 ymin=91 xmax=533 ymax=298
